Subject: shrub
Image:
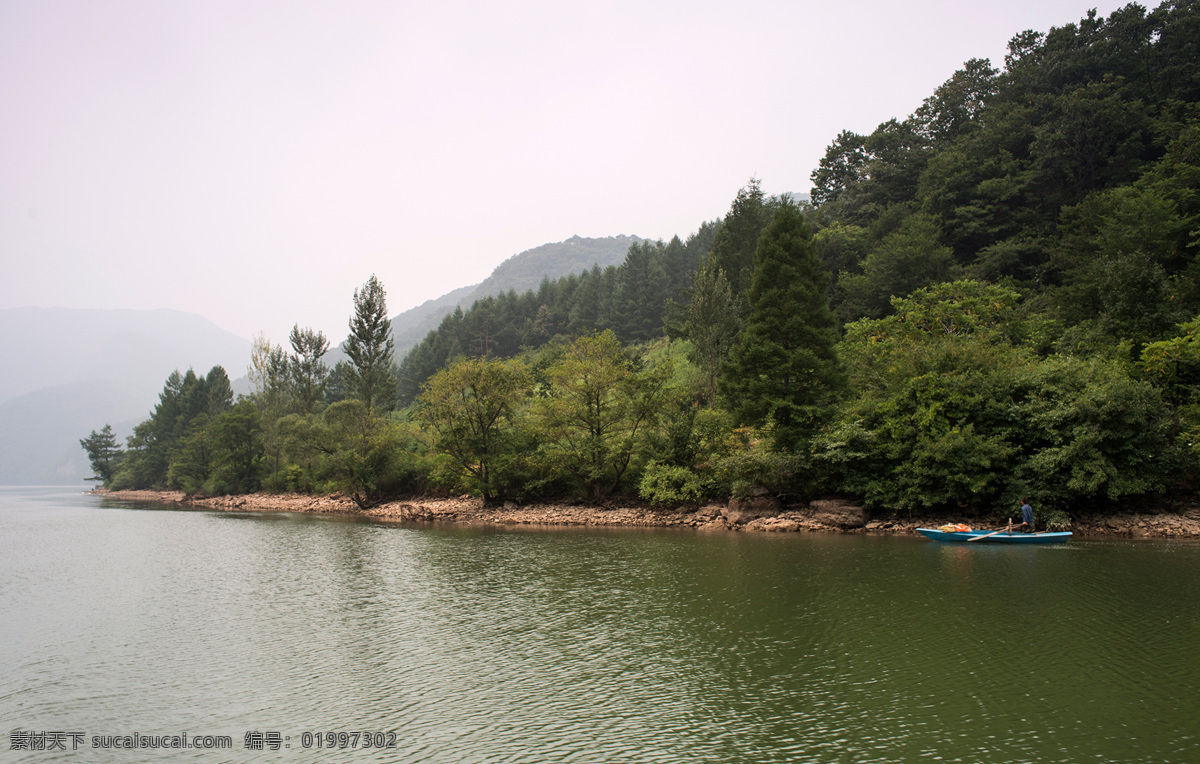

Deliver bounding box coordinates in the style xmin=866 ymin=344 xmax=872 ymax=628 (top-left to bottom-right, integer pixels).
xmin=638 ymin=462 xmax=708 ymax=504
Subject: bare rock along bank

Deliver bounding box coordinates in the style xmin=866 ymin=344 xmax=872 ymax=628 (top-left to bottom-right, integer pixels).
xmin=90 ymin=490 xmax=1200 ymax=539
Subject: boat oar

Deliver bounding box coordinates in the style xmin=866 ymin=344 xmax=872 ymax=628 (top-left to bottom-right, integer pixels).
xmin=968 ymin=526 xmax=1013 ymax=542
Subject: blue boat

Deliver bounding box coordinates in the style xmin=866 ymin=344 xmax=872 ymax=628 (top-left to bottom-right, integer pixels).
xmin=916 ymin=527 xmax=1072 ymax=544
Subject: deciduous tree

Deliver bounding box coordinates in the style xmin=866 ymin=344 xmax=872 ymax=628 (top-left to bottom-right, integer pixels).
xmin=536 ymin=332 xmax=670 ymax=499
xmin=417 ymin=356 xmax=532 ymax=502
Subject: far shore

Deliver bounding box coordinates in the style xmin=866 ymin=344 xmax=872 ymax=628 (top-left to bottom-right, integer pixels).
xmin=90 ymin=489 xmax=1200 ymax=539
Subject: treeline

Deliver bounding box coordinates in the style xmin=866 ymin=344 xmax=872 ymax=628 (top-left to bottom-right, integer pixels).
xmin=395 ymin=228 xmax=717 ymax=403
xmin=83 ymin=2 xmax=1200 ymax=521
xmin=82 ymin=276 xmax=405 ymax=505
xmin=812 ymin=0 xmax=1200 ymax=337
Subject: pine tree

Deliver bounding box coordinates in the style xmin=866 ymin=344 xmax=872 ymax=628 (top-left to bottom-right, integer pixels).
xmin=709 ymin=178 xmax=774 ymax=296
xmin=613 ymin=240 xmax=671 ymax=342
xmin=720 ymin=199 xmax=846 ymax=451
xmin=345 ymin=275 xmax=396 ymax=412
xmin=288 ymin=325 xmax=330 ymax=413
xmin=204 ymin=366 xmax=235 ymax=417
xmin=80 ymin=424 xmax=123 ymax=485
xmin=682 ymin=260 xmax=742 ymax=403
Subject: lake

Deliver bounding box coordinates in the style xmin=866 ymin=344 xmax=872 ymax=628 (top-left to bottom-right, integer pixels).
xmin=2 ymin=486 xmax=1198 ymax=762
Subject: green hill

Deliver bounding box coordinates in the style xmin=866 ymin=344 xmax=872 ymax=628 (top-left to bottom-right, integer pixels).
xmin=387 ymin=235 xmax=642 ymax=357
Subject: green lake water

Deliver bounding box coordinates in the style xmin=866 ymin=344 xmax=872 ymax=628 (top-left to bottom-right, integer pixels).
xmin=2 ymin=486 xmax=1198 ymax=762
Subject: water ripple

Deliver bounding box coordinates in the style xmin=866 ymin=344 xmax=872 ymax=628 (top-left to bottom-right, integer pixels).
xmin=2 ymin=493 xmax=1199 ymax=762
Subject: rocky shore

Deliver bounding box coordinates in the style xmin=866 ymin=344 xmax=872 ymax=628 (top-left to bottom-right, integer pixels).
xmin=91 ymin=490 xmax=1200 ymax=539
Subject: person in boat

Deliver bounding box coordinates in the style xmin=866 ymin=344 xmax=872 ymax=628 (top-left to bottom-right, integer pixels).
xmin=1019 ymin=499 xmax=1034 ymax=532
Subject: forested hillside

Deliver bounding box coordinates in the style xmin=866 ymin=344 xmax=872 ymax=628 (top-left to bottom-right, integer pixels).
xmin=85 ymin=1 xmax=1200 ymax=523
xmin=395 ymin=227 xmax=716 ymax=403
xmin=385 ymin=235 xmax=643 ymax=358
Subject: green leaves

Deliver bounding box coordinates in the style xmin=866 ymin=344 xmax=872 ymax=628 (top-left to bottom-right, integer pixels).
xmin=838 ymin=214 xmax=958 ymax=320
xmin=818 ymin=282 xmax=1179 ymax=512
xmin=534 ymin=332 xmax=672 ymax=499
xmin=721 ymin=199 xmax=845 ymax=451
xmin=1016 ymin=356 xmax=1174 ymax=502
xmin=417 ymin=356 xmax=533 ymax=502
xmin=79 ymin=425 xmax=123 ymax=486
xmin=288 ymin=325 xmax=330 ymax=414
xmin=678 ymin=260 xmax=741 ymax=403
xmin=345 ymin=275 xmax=396 ymax=413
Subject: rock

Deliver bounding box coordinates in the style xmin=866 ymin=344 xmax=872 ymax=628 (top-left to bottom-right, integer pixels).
xmin=503 ymin=501 xmax=518 ymax=511
xmin=806 ymin=499 xmax=866 ymax=529
xmin=694 ymin=504 xmax=723 ymax=519
xmin=745 ymin=517 xmax=801 ymax=533
xmin=723 ymin=495 xmax=782 ymax=524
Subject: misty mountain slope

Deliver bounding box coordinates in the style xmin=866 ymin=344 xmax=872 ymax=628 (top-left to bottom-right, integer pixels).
xmin=389 ymin=284 xmax=480 ymax=358
xmin=0 ymin=308 xmax=250 ymax=405
xmin=0 ymin=380 xmax=146 ymax=484
xmin=0 ymin=308 xmax=250 ymax=485
xmin=386 ymin=234 xmax=641 ymax=356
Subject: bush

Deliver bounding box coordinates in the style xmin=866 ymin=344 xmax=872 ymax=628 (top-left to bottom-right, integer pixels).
xmin=638 ymin=462 xmax=708 ymax=504
xmin=712 ymin=428 xmax=808 ymax=501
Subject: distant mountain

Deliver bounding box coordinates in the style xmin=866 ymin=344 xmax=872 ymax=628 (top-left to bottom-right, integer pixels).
xmin=387 ymin=234 xmax=641 ymax=357
xmin=0 ymin=380 xmax=146 ymax=485
xmin=0 ymin=308 xmax=250 ymax=485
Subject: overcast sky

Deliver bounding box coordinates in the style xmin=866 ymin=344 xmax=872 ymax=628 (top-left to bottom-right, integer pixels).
xmin=1 ymin=0 xmax=1130 ymax=346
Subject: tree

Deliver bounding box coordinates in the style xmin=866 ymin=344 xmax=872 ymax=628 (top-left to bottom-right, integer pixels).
xmin=166 ymin=414 xmax=215 ymax=494
xmin=1016 ymin=356 xmax=1176 ymax=505
xmin=821 ymin=119 xmax=930 ymax=225
xmin=612 ymin=240 xmax=672 ymax=342
xmin=1142 ymin=315 xmax=1200 ymax=406
xmin=1142 ymin=314 xmax=1200 ymax=471
xmin=709 ymin=178 xmax=774 ymax=296
xmin=812 ymin=221 xmax=868 ymax=277
xmin=680 ymin=260 xmax=741 ymax=403
xmin=838 ymin=214 xmax=957 ymax=320
xmin=345 ymin=275 xmax=396 ymax=412
xmin=118 ymin=369 xmax=195 ymax=487
xmin=1029 ymin=83 xmax=1153 ymax=209
xmin=249 ymin=334 xmax=291 ymax=412
xmin=818 ymin=283 xmax=1029 ymax=510
xmin=662 ymin=235 xmax=694 ymax=292
xmin=721 ymin=199 xmax=846 ymax=451
xmin=318 ymin=399 xmax=404 ymax=508
xmin=248 ymin=333 xmax=277 ymax=398
xmin=204 ymin=366 xmax=234 ymax=417
xmin=288 ymin=324 xmax=330 ymax=413
xmin=817 ymin=281 xmax=1178 ymax=512
xmin=911 ymin=58 xmax=999 ymax=143
xmin=80 ymin=425 xmax=123 ymax=485
xmin=536 ymin=332 xmax=671 ymax=499
xmin=210 ymin=401 xmax=264 ymax=494
xmin=1052 ymin=183 xmax=1192 ymax=347
xmin=811 ymin=130 xmax=869 ymax=207
xmin=418 ymin=356 xmax=532 ymax=502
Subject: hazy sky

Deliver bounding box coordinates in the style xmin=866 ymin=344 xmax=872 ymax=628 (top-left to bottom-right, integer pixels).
xmin=1 ymin=0 xmax=1129 ymax=346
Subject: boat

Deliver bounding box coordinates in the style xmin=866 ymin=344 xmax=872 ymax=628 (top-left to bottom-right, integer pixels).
xmin=916 ymin=527 xmax=1072 ymax=544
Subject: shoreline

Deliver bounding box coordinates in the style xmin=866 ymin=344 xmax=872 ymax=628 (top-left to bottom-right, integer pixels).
xmin=91 ymin=489 xmax=1200 ymax=539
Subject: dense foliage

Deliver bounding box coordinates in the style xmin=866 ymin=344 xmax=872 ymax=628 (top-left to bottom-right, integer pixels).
xmin=85 ymin=2 xmax=1200 ymax=524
